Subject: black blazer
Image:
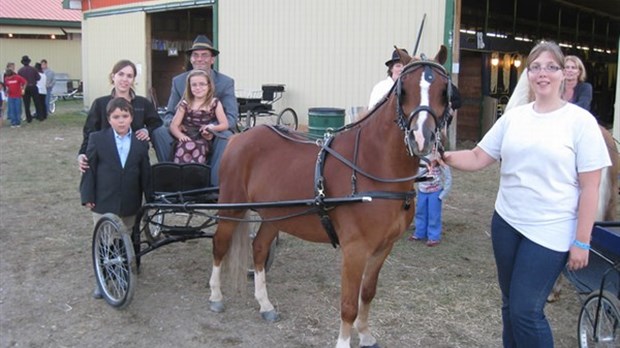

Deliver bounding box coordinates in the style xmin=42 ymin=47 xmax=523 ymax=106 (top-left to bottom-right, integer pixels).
xmin=79 ymin=93 xmax=162 ymax=155
xmin=80 ymin=128 xmax=151 ymax=217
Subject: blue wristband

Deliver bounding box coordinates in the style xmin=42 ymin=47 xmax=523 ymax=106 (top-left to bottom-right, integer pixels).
xmin=573 ymin=240 xmax=591 ymax=250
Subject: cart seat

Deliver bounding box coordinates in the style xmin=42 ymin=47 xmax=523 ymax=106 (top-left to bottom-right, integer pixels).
xmin=151 ymin=162 xmax=215 ymax=202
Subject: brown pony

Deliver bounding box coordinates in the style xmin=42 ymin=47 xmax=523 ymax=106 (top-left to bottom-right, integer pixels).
xmin=208 ymin=46 xmax=452 ymax=348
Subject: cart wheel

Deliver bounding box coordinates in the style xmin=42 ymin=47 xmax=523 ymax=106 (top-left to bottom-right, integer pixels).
xmin=143 ymin=209 xmax=164 ymax=243
xmin=578 ymin=290 xmax=620 ymax=348
xmin=92 ymin=213 xmax=137 ymax=309
xmin=246 ymin=110 xmax=257 ymax=129
xmin=247 ymin=210 xmax=278 ymax=277
xmin=277 ymin=108 xmax=298 ymax=130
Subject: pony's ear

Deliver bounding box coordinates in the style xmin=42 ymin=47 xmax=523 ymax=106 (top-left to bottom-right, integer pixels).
xmin=434 ymin=45 xmax=448 ymax=65
xmin=394 ymin=45 xmax=412 ymax=65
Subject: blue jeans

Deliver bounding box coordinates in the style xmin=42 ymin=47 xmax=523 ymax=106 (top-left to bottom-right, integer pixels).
xmin=7 ymin=97 xmax=22 ymax=125
xmin=45 ymin=87 xmax=53 ymax=114
xmin=491 ymin=212 xmax=567 ymax=348
xmin=414 ymin=190 xmax=443 ymax=241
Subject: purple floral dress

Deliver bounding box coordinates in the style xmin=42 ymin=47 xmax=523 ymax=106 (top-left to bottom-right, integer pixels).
xmin=173 ymin=98 xmax=219 ymax=164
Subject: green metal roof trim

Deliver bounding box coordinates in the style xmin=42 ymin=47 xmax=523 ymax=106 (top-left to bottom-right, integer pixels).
xmin=0 ymin=18 xmax=80 ymax=27
xmin=83 ymin=0 xmax=215 ymax=19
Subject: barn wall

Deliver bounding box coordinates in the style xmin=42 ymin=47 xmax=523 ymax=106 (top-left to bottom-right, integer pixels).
xmin=0 ymin=38 xmax=82 ymax=81
xmin=218 ymin=0 xmax=447 ymax=125
xmin=81 ymin=10 xmax=148 ymax=107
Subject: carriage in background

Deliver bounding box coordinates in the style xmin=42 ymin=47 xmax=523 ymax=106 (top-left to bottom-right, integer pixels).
xmin=236 ymin=84 xmax=298 ymax=132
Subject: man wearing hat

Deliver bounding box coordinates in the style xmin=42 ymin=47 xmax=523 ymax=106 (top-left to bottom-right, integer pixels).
xmin=153 ymin=35 xmax=238 ymax=186
xmin=17 ymin=55 xmax=40 ymax=123
xmin=368 ymin=48 xmax=409 ymax=109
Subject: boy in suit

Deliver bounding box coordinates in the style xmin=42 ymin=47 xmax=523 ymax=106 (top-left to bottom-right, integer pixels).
xmin=80 ymin=97 xmax=151 ymax=298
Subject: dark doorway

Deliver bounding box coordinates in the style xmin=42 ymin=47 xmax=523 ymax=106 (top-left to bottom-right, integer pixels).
xmin=150 ymin=7 xmax=214 ymax=109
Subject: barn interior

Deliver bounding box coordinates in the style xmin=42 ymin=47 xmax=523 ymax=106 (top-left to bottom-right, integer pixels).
xmin=458 ymin=0 xmax=619 ymax=140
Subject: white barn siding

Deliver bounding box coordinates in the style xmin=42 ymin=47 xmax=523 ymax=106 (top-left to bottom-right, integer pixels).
xmin=0 ymin=38 xmax=81 ymax=81
xmin=219 ymin=0 xmax=447 ymax=124
xmin=81 ymin=11 xmax=148 ymax=107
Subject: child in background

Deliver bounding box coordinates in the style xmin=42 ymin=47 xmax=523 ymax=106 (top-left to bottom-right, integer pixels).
xmin=169 ymin=69 xmax=228 ymax=164
xmin=3 ymin=69 xmax=27 ymax=128
xmin=408 ymin=156 xmax=452 ymax=246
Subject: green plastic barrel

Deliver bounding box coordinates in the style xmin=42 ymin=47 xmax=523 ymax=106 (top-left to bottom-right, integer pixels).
xmin=308 ymin=107 xmax=345 ymax=139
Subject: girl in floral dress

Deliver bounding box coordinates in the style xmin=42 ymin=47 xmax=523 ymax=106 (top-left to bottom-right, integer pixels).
xmin=169 ymin=69 xmax=228 ymax=164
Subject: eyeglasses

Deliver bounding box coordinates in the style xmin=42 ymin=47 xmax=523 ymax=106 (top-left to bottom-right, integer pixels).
xmin=190 ymin=82 xmax=209 ymax=88
xmin=528 ymin=64 xmax=562 ymax=74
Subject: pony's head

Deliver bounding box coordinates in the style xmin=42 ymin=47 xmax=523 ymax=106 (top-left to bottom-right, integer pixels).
xmin=392 ymin=45 xmax=452 ymax=156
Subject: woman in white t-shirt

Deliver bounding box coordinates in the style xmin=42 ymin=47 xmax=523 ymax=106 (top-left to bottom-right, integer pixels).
xmin=34 ymin=63 xmax=47 ymax=120
xmin=440 ymin=41 xmax=611 ymax=347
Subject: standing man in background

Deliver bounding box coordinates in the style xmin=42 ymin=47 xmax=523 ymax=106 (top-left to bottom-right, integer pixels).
xmin=41 ymin=59 xmax=55 ymax=114
xmin=17 ymin=55 xmax=40 ymax=123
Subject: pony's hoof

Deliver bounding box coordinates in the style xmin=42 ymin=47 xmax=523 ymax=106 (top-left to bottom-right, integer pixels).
xmin=209 ymin=301 xmax=225 ymax=313
xmin=361 ymin=344 xmax=380 ymax=348
xmin=261 ymin=310 xmax=280 ymax=322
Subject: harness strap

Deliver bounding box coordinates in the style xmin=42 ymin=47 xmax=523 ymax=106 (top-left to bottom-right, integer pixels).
xmin=351 ymin=129 xmax=362 ymax=195
xmin=314 ymin=136 xmax=340 ymax=248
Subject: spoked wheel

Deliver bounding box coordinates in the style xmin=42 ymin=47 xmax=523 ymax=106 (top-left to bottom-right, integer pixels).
xmin=578 ymin=290 xmax=620 ymax=347
xmin=247 ymin=210 xmax=278 ymax=277
xmin=143 ymin=209 xmax=164 ymax=244
xmin=92 ymin=213 xmax=137 ymax=309
xmin=246 ymin=110 xmax=257 ymax=129
xmin=276 ymin=108 xmax=298 ymax=130
xmin=235 ymin=112 xmax=257 ymax=132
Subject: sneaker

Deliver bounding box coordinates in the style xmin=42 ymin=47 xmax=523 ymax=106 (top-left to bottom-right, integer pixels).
xmin=407 ymin=235 xmax=423 ymax=241
xmin=426 ymin=240 xmax=440 ymax=247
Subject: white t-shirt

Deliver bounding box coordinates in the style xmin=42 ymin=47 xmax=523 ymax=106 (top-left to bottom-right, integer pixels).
xmin=478 ymin=102 xmax=611 ymax=252
xmin=368 ymin=77 xmax=395 ymax=109
xmin=36 ymin=73 xmax=47 ymax=95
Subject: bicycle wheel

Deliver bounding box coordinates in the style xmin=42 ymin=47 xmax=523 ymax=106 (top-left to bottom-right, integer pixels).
xmin=578 ymin=290 xmax=620 ymax=348
xmin=92 ymin=213 xmax=137 ymax=309
xmin=276 ymin=108 xmax=298 ymax=130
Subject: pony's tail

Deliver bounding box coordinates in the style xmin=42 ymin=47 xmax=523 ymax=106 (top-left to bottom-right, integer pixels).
xmin=221 ymin=211 xmax=252 ymax=295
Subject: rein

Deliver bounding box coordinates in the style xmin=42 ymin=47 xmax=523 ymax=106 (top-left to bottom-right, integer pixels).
xmin=262 ymin=59 xmax=450 ymax=247
xmin=395 ymin=59 xmax=453 ymax=158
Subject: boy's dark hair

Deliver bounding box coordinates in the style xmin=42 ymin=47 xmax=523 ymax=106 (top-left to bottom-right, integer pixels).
xmin=106 ymin=97 xmax=134 ymax=118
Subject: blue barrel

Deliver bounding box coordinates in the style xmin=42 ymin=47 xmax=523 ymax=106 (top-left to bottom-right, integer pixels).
xmin=308 ymin=107 xmax=345 ymax=138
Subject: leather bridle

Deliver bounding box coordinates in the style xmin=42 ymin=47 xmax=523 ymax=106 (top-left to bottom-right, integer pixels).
xmin=394 ymin=58 xmax=453 ymax=157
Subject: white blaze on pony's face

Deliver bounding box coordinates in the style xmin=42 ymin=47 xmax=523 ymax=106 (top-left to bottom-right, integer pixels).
xmin=395 ymin=45 xmax=449 ymax=156
xmin=412 ymin=73 xmax=431 ymax=153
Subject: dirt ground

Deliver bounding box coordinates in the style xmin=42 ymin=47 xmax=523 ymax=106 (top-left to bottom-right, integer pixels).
xmin=0 ymin=102 xmax=608 ymax=347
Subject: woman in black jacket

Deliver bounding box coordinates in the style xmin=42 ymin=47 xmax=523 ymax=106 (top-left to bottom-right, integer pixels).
xmin=78 ymin=59 xmax=163 ymax=171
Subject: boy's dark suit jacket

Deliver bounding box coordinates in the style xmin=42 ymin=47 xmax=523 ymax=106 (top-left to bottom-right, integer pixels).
xmin=80 ymin=128 xmax=151 ymax=217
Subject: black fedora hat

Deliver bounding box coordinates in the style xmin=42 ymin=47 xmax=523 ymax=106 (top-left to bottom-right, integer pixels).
xmin=385 ymin=48 xmax=408 ymax=67
xmin=21 ymin=55 xmax=31 ymax=65
xmin=187 ymin=35 xmax=219 ymax=56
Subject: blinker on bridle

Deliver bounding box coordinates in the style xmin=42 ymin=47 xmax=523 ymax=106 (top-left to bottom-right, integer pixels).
xmin=395 ymin=58 xmax=453 ymax=158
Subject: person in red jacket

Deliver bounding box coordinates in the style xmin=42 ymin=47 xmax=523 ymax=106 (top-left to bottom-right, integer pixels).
xmin=3 ymin=69 xmax=27 ymax=127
